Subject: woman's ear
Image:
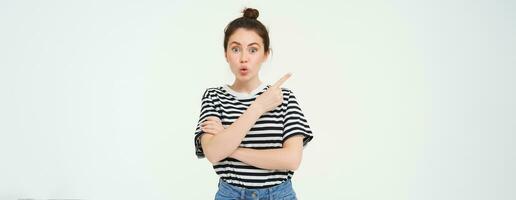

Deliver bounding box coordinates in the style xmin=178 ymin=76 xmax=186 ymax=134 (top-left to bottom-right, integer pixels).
xmin=264 ymin=48 xmax=271 ymax=60
xmin=224 ymin=51 xmax=228 ymax=62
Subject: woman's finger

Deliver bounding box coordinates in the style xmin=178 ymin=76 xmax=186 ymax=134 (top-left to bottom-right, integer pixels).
xmin=205 ymin=116 xmax=221 ymax=123
xmin=201 ymin=121 xmax=213 ymax=128
xmin=272 ymin=73 xmax=292 ymax=88
xmin=204 ymin=121 xmax=223 ymax=129
xmin=204 ymin=124 xmax=220 ymax=131
xmin=201 ymin=119 xmax=225 ymax=135
xmin=206 ymin=118 xmax=223 ymax=126
xmin=203 ymin=127 xmax=218 ymax=134
xmin=203 ymin=124 xmax=223 ymax=133
xmin=202 ymin=126 xmax=212 ymax=132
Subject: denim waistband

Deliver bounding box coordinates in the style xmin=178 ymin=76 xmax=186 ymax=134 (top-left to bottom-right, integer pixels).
xmin=217 ymin=178 xmax=295 ymax=200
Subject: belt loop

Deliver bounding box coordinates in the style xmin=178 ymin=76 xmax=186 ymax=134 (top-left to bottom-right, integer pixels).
xmin=240 ymin=187 xmax=245 ymax=200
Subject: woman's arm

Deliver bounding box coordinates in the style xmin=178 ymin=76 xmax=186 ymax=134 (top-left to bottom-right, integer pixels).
xmin=200 ymin=103 xmax=264 ymax=164
xmin=201 ymin=74 xmax=292 ymax=164
xmin=229 ymin=135 xmax=304 ymax=171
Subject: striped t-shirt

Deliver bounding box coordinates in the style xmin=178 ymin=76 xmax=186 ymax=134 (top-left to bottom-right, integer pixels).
xmin=193 ymin=82 xmax=313 ymax=189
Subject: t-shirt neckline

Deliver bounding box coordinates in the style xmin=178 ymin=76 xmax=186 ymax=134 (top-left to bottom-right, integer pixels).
xmin=222 ymin=82 xmax=269 ymax=99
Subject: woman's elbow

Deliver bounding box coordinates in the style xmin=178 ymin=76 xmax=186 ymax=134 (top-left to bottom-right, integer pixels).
xmin=206 ymin=154 xmax=223 ymax=165
xmin=283 ymin=136 xmax=305 ymax=171
xmin=287 ymin=159 xmax=301 ymax=171
xmin=206 ymin=156 xmax=219 ymax=165
xmin=203 ymin=147 xmax=224 ymax=164
xmin=285 ymin=153 xmax=303 ymax=171
xmin=201 ymin=135 xmax=223 ymax=164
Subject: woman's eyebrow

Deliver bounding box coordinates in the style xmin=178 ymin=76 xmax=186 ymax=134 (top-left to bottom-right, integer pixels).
xmin=229 ymin=41 xmax=241 ymax=46
xmin=229 ymin=41 xmax=261 ymax=47
xmin=248 ymin=42 xmax=261 ymax=47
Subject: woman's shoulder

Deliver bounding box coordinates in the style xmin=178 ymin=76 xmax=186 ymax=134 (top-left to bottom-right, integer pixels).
xmin=279 ymin=87 xmax=295 ymax=96
xmin=203 ymin=86 xmax=224 ymax=92
xmin=201 ymin=86 xmax=226 ymax=99
xmin=280 ymin=87 xmax=292 ymax=92
xmin=259 ymin=85 xmax=295 ymax=98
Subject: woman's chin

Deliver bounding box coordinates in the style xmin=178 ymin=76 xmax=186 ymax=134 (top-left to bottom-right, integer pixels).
xmin=235 ymin=74 xmax=253 ymax=81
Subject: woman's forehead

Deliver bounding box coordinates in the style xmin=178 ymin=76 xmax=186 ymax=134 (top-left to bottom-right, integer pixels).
xmin=228 ymin=28 xmax=263 ymax=46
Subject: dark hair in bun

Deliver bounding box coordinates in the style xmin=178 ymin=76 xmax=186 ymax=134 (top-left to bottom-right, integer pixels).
xmin=242 ymin=8 xmax=259 ymax=19
xmin=223 ymin=7 xmax=270 ymax=54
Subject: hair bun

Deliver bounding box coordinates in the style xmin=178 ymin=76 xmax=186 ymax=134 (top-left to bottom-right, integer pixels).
xmin=242 ymin=8 xmax=259 ymax=19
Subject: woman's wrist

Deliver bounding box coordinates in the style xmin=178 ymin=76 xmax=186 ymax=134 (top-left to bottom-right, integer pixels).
xmin=229 ymin=148 xmax=242 ymax=159
xmin=249 ymin=103 xmax=265 ymax=115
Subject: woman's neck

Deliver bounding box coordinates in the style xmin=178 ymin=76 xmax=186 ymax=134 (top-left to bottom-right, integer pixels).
xmin=230 ymin=78 xmax=263 ymax=94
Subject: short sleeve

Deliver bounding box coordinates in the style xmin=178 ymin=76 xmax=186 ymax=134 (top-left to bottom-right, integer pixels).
xmin=282 ymin=89 xmax=313 ymax=147
xmin=194 ymin=89 xmax=222 ymax=159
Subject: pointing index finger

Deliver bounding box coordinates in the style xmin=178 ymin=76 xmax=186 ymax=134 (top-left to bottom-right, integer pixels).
xmin=272 ymin=73 xmax=292 ymax=88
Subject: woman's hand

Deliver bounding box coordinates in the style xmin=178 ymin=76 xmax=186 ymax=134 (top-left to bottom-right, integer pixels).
xmin=201 ymin=116 xmax=225 ymax=135
xmin=253 ymin=73 xmax=292 ymax=114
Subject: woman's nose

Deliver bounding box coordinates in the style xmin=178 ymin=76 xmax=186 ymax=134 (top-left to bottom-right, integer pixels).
xmin=239 ymin=52 xmax=248 ymax=63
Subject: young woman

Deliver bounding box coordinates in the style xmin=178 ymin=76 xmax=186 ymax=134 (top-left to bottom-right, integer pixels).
xmin=194 ymin=8 xmax=314 ymax=200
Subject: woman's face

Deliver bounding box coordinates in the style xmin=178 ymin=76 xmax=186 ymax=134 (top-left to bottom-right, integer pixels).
xmin=225 ymin=28 xmax=269 ymax=82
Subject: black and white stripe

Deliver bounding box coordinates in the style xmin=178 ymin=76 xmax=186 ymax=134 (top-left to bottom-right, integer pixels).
xmin=194 ymin=85 xmax=313 ymax=189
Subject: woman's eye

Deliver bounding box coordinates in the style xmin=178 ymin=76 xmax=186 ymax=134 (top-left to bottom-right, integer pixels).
xmin=231 ymin=47 xmax=240 ymax=53
xmin=249 ymin=48 xmax=257 ymax=53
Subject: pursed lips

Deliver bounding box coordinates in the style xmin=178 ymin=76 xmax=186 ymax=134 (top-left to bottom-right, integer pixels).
xmin=239 ymin=66 xmax=249 ymax=75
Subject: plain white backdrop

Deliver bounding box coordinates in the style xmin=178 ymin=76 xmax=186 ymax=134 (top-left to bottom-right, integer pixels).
xmin=1 ymin=0 xmax=514 ymax=199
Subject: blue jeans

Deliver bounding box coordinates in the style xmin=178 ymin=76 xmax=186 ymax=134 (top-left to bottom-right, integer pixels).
xmin=215 ymin=179 xmax=297 ymax=200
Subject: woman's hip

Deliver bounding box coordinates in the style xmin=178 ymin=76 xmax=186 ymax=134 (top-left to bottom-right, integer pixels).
xmin=215 ymin=178 xmax=297 ymax=200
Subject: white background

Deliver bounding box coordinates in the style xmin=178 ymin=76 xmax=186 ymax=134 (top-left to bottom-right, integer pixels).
xmin=1 ymin=0 xmax=514 ymax=199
